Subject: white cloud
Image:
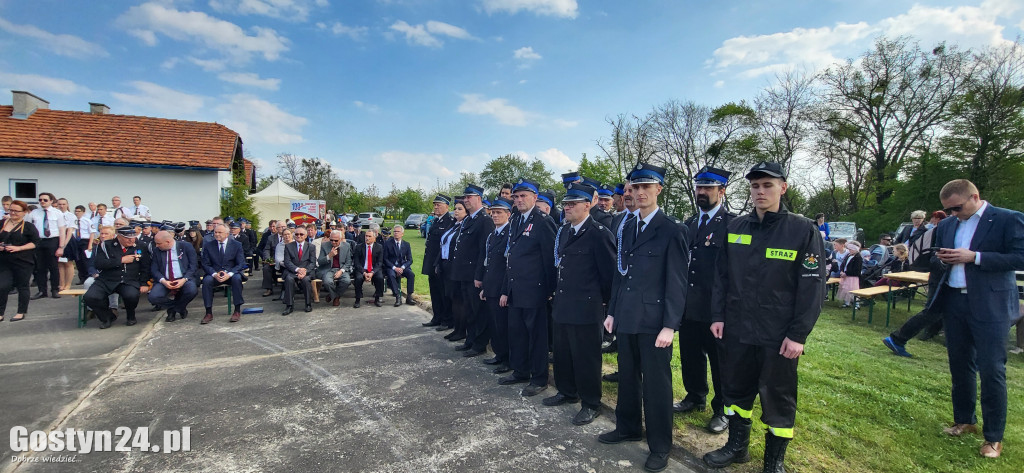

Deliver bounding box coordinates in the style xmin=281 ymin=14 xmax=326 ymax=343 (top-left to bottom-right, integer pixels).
xmin=320 ymin=21 xmax=369 ymax=40
xmin=208 ymin=0 xmax=328 ymax=21
xmin=480 ymin=0 xmax=578 ymax=18
xmin=553 ymin=118 xmax=577 ymax=128
xmin=117 ymin=2 xmax=289 ymax=62
xmin=160 ymin=57 xmax=181 ymax=69
xmin=513 ymin=46 xmax=542 ymax=60
xmin=389 ymin=20 xmax=475 ymax=48
xmin=216 ymin=94 xmax=308 ymax=144
xmin=535 ymin=148 xmax=577 ymax=172
xmin=457 ymin=94 xmax=530 ymax=126
xmin=353 ymin=100 xmax=380 ymax=113
xmin=188 ymin=56 xmax=228 ymax=71
xmin=714 ymin=80 xmax=725 ymax=88
xmin=709 ymin=1 xmax=1022 ymax=79
xmin=0 ymin=17 xmax=108 ymax=58
xmin=0 ymin=72 xmax=88 ymax=96
xmin=217 ymin=72 xmax=281 ymax=90
xmin=111 ymin=81 xmax=206 ymax=117
xmin=375 ymin=151 xmax=456 ymax=188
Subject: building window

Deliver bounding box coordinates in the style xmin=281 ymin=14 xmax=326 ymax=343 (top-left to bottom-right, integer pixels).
xmin=9 ymin=179 xmax=38 ymax=203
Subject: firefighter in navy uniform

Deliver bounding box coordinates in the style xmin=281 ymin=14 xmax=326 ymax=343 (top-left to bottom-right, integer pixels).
xmin=675 ymin=166 xmax=736 ymax=435
xmin=422 ymin=194 xmax=456 ymax=329
xmin=543 ymin=183 xmax=616 ymax=426
xmin=704 ymin=162 xmax=826 ymax=473
xmin=84 ymin=225 xmax=152 ymax=329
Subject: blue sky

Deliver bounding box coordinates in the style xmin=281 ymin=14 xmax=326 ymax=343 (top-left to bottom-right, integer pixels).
xmin=2 ymin=0 xmax=1022 ymax=191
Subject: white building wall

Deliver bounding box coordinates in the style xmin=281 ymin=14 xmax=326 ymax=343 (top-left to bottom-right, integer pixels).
xmin=1 ymin=162 xmax=222 ymax=223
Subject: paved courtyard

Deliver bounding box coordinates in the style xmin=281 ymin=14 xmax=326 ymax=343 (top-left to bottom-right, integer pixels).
xmin=2 ymin=276 xmax=697 ymax=473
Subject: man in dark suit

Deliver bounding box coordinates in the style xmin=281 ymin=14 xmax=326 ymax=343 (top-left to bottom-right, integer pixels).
xmin=601 ymin=182 xmax=637 ymax=383
xmin=84 ymin=226 xmax=152 ymax=328
xmin=260 ymin=221 xmax=284 ymax=297
xmin=148 ymin=230 xmax=198 ymax=322
xmin=675 ymin=166 xmax=736 ymax=434
xmin=422 ymin=195 xmax=456 ymax=328
xmin=479 ymin=198 xmax=514 ymax=370
xmin=317 ymin=230 xmax=353 ymax=307
xmin=255 ymin=220 xmax=277 ymax=272
xmin=543 ymin=183 xmax=616 ymax=426
xmin=200 ymin=224 xmax=246 ymax=324
xmin=353 ymin=228 xmax=385 ymax=308
xmin=500 ymin=178 xmax=557 ymax=397
xmin=598 ymin=163 xmax=688 ymax=473
xmin=453 ymin=184 xmax=495 ymax=353
xmin=383 ymin=225 xmax=416 ymax=307
xmin=229 ymin=222 xmax=252 ymax=271
xmin=282 ymin=226 xmax=317 ymax=315
xmin=931 ymin=179 xmax=1024 ymax=459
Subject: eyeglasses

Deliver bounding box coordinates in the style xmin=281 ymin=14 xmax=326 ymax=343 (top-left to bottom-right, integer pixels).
xmin=943 ymin=202 xmax=967 ymax=214
xmin=330 ymin=239 xmax=341 ymax=242
xmin=8 ymin=209 xmax=25 ymax=214
xmin=38 ymin=199 xmax=50 ymax=203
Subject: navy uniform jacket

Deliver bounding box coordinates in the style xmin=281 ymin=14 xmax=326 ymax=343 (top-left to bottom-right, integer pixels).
xmin=354 ymin=242 xmax=384 ymax=277
xmin=929 ymin=204 xmax=1024 ymax=322
xmin=502 ymin=208 xmax=557 ymax=309
xmin=151 ymin=240 xmax=198 ymax=285
xmin=383 ymin=237 xmax=414 ymax=272
xmin=452 ymin=209 xmax=494 ymax=283
xmin=422 ymin=213 xmax=455 ymax=275
xmin=552 ymin=217 xmax=616 ymax=325
xmin=480 ymin=223 xmax=511 ymax=298
xmin=608 ymin=209 xmax=689 ymax=335
xmin=590 ymin=206 xmax=613 ymax=228
xmin=682 ymin=206 xmax=735 ymax=323
xmin=93 ymin=239 xmax=152 ymax=289
xmin=201 ymin=238 xmax=246 ymax=275
xmin=232 ymin=232 xmax=252 ymax=257
xmin=283 ymin=241 xmax=317 ymax=275
xmin=711 ymin=208 xmax=826 ymax=346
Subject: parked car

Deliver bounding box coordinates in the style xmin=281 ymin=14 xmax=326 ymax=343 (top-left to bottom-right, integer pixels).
xmin=893 ymin=222 xmax=912 ymax=240
xmin=827 ymin=221 xmax=864 ymax=244
xmin=355 ymin=212 xmax=384 ymax=229
xmin=404 ymin=214 xmax=427 ymax=229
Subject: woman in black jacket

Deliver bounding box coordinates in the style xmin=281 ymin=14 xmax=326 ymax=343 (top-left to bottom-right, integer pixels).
xmin=837 ymin=241 xmax=863 ymax=307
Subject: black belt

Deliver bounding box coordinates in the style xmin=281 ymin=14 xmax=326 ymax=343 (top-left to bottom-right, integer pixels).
xmin=945 ymin=284 xmax=968 ymax=295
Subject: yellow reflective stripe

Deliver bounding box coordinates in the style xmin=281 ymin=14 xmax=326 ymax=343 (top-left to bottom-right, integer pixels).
xmin=727 ymin=233 xmax=751 ymax=245
xmin=768 ymin=426 xmax=794 ymax=438
xmin=765 ymin=248 xmax=797 ymax=261
xmin=725 ymin=405 xmax=753 ymax=419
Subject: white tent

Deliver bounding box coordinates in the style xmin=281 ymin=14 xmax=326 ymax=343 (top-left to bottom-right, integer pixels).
xmin=250 ymin=179 xmax=308 ymax=222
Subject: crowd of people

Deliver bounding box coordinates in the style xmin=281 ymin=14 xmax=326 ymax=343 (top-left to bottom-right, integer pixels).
xmin=2 ymin=168 xmax=1022 ymax=471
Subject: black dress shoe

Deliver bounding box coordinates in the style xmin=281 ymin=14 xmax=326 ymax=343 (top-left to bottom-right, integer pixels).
xmin=179 ymin=310 xmax=188 ymax=320
xmin=99 ymin=320 xmax=112 ymax=329
xmin=262 ymin=289 xmax=273 ymax=297
xmin=443 ymin=331 xmax=457 ymax=340
xmin=463 ymin=349 xmax=485 ymax=358
xmin=422 ymin=321 xmax=441 ymax=327
xmin=353 ymin=300 xmax=361 ymax=308
xmin=454 ymin=344 xmax=473 ymax=352
xmin=482 ymin=357 xmax=502 ymax=365
xmin=373 ymin=298 xmax=382 ymax=307
xmin=434 ymin=325 xmax=451 ymax=332
xmin=573 ymin=406 xmax=600 ymax=425
xmin=405 ymin=298 xmax=415 ymax=305
xmin=282 ymin=306 xmax=293 ymax=316
xmin=165 ymin=309 xmax=176 ymax=322
xmin=542 ymin=393 xmax=580 ymax=407
xmin=126 ymin=318 xmax=137 ymax=326
xmin=492 ymin=364 xmax=512 ymax=374
xmin=394 ymin=297 xmax=402 ymax=307
xmin=602 ymin=372 xmax=619 ymax=383
xmin=51 ymin=293 xmax=60 ymax=299
xmin=150 ymin=305 xmax=160 ymax=311
xmin=707 ymin=414 xmax=729 ymax=434
xmin=305 ymin=304 xmax=312 ymax=312
xmin=520 ymin=384 xmax=547 ymax=397
xmin=449 ymin=334 xmax=466 ymax=342
xmin=30 ymin=292 xmax=47 ymax=300
xmin=498 ymin=375 xmax=529 ymax=385
xmin=643 ymin=452 xmax=670 ymax=472
xmin=597 ymin=430 xmax=642 ymax=444
xmin=673 ymin=399 xmax=705 ymax=413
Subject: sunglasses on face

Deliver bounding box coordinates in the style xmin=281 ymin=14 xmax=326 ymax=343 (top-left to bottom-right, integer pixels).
xmin=330 ymin=239 xmax=341 ymax=242
xmin=943 ymin=204 xmax=965 ymax=214
xmin=39 ymin=199 xmax=50 ymax=203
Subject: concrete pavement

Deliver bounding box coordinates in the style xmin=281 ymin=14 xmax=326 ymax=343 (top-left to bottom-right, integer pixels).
xmin=2 ymin=277 xmax=697 ymax=472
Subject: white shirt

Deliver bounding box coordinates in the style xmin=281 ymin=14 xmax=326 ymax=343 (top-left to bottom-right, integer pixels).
xmin=494 ymin=222 xmax=508 ymax=235
xmin=698 ymin=203 xmax=722 ymax=228
xmin=160 ymin=244 xmax=184 ymax=282
xmin=571 ymin=215 xmax=590 ymax=234
xmin=131 ymin=204 xmax=151 ymax=219
xmin=75 ymin=216 xmax=93 ymax=240
xmin=947 ymin=201 xmax=988 ymax=288
xmin=92 ymin=214 xmax=114 ymax=232
xmin=28 ymin=207 xmax=64 ymax=239
xmin=636 ymin=206 xmax=659 ymax=236
xmin=440 ymin=224 xmax=459 ymax=260
xmin=62 ymin=210 xmax=76 ymax=228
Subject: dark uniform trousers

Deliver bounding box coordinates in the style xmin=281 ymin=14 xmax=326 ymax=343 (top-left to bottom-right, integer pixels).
xmin=552 ymin=322 xmax=603 ymax=409
xmin=720 ymin=336 xmax=800 ymax=432
xmin=486 ymin=298 xmax=509 ymax=363
xmin=508 ymin=306 xmax=549 ymax=385
xmin=427 ymin=274 xmax=450 ymax=325
xmin=148 ymin=280 xmax=198 ymax=315
xmin=85 ymin=282 xmax=140 ymax=323
xmin=202 ymin=274 xmax=244 ymax=308
xmin=465 ymin=283 xmax=492 ymax=351
xmin=616 ymin=333 xmax=674 ymax=454
xmin=447 ymin=278 xmax=466 ymax=337
xmin=35 ymin=237 xmax=60 ymax=294
xmin=678 ymin=320 xmax=725 ymax=412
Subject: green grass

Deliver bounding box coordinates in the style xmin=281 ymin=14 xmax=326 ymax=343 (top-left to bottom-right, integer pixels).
xmin=405 ymin=232 xmax=431 ymax=296
xmin=408 ymin=231 xmax=1023 ymax=471
xmin=600 ymin=298 xmax=1023 ymax=472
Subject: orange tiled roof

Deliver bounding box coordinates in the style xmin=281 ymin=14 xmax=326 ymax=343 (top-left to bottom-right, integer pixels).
xmin=0 ymin=105 xmax=240 ymax=170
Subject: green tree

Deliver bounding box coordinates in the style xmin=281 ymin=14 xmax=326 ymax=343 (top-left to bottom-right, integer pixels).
xmin=577 ymin=153 xmax=620 ymax=186
xmin=479 ymin=154 xmax=558 ymax=196
xmin=220 ymin=168 xmax=260 ymax=228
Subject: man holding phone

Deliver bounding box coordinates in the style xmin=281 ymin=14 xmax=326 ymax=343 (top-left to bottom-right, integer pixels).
xmin=930 ymin=179 xmax=1024 ymax=459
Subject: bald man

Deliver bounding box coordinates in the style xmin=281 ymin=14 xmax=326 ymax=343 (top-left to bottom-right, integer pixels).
xmin=148 ymin=231 xmax=199 ymax=322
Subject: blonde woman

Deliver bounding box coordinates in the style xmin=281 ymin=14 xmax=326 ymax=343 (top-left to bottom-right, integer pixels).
xmin=836 ymin=241 xmax=863 ymax=307
xmin=873 ymin=244 xmax=910 ymax=287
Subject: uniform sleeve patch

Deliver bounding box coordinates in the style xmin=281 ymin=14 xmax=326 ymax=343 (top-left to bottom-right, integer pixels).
xmin=765 ymin=248 xmax=797 ymax=261
xmin=727 ymin=233 xmax=751 ymax=245
xmin=802 ymin=254 xmax=819 ymax=270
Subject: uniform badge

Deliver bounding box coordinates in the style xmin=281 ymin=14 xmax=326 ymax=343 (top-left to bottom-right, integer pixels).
xmin=802 ymin=254 xmax=819 ymax=270
xmin=705 ymin=233 xmax=713 ymax=246
xmin=524 ymin=223 xmax=533 ymax=234
xmin=635 ymin=163 xmax=642 ymax=170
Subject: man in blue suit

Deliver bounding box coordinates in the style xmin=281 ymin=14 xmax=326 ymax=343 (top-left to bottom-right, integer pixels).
xmin=200 ymin=224 xmax=246 ymax=324
xmin=148 ymin=231 xmax=198 ymax=322
xmin=931 ymin=179 xmax=1024 ymax=459
xmin=383 ymin=225 xmax=416 ymax=307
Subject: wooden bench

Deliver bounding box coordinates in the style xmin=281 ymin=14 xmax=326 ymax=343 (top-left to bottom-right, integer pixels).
xmin=276 ymin=277 xmax=321 ymax=303
xmin=58 ymin=288 xmax=89 ymax=328
xmin=825 ymin=277 xmax=841 ymax=300
xmin=850 ymin=283 xmax=921 ymax=327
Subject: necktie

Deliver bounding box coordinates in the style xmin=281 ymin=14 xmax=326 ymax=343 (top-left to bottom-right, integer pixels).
xmin=43 ymin=209 xmax=51 ymax=237
xmin=167 ymin=250 xmax=175 ymax=280
xmin=699 ymin=213 xmax=709 ymax=230
xmin=134 ymin=207 xmax=139 ymax=216
xmin=569 ymin=227 xmax=577 ymax=238
xmin=366 ymin=245 xmax=372 ymax=272
xmin=220 ymin=242 xmax=225 ymax=259
xmin=298 ymin=243 xmax=303 ymax=260
xmin=638 ymin=219 xmax=647 ymax=233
